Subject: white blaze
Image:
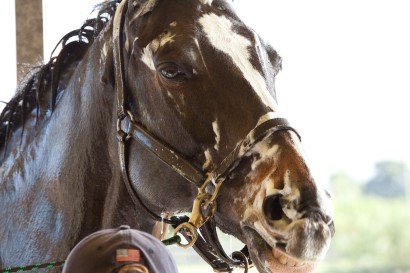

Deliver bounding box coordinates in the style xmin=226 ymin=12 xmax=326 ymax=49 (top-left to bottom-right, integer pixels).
xmin=198 ymin=13 xmax=278 ymax=109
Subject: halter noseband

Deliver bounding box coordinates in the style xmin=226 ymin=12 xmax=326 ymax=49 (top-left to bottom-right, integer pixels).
xmin=113 ymin=1 xmax=300 ymax=272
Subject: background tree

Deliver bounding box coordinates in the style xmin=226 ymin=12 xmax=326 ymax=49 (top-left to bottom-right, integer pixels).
xmin=363 ymin=161 xmax=410 ymax=198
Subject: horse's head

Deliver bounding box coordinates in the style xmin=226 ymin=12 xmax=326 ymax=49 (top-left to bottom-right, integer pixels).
xmin=117 ymin=0 xmax=334 ymax=272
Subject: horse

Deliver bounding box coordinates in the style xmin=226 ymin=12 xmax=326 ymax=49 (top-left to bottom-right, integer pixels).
xmin=0 ymin=0 xmax=335 ymax=272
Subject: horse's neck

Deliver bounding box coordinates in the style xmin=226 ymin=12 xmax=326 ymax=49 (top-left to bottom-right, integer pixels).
xmin=35 ymin=31 xmax=146 ymax=228
xmin=59 ymin=30 xmax=158 ymax=233
xmin=0 ymin=28 xmax=153 ymax=267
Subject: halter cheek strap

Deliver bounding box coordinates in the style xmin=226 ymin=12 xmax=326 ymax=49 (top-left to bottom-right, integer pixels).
xmin=112 ymin=1 xmax=300 ymax=271
xmin=113 ymin=0 xmax=128 ymax=120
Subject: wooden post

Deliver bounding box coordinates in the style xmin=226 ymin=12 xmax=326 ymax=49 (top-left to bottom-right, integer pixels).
xmin=15 ymin=0 xmax=44 ymax=83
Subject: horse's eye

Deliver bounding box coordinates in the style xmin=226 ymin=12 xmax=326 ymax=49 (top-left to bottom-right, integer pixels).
xmin=158 ymin=63 xmax=187 ymax=81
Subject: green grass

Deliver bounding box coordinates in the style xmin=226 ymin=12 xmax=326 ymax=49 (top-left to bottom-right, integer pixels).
xmin=316 ymin=188 xmax=410 ymax=273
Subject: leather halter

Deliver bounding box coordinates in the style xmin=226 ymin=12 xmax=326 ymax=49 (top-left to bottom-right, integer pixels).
xmin=112 ymin=1 xmax=300 ymax=272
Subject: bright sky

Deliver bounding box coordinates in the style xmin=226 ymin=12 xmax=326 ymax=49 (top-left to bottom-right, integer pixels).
xmin=1 ymin=0 xmax=409 ymax=184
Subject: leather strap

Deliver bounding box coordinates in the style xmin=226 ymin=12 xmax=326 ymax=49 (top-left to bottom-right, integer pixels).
xmin=197 ymin=219 xmax=250 ymax=271
xmin=128 ymin=121 xmax=205 ymax=186
xmin=124 ymin=116 xmax=300 ymax=188
xmin=213 ymin=117 xmax=300 ymax=181
xmin=113 ymin=0 xmax=128 ymax=119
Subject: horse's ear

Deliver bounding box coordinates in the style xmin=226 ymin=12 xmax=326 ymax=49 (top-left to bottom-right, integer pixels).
xmin=128 ymin=0 xmax=159 ymax=17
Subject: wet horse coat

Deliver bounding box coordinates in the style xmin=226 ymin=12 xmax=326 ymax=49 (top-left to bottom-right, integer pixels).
xmin=0 ymin=1 xmax=334 ymax=272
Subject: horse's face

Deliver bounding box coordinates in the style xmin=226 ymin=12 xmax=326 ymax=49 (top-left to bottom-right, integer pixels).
xmin=123 ymin=0 xmax=334 ymax=272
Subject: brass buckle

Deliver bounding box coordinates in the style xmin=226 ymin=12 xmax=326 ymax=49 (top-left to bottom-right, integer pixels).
xmin=173 ymin=173 xmax=224 ymax=248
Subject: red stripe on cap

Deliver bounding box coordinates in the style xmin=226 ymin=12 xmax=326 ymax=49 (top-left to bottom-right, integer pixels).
xmin=116 ymin=249 xmax=141 ymax=262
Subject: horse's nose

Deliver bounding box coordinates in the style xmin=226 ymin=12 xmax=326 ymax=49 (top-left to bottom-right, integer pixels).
xmin=262 ymin=194 xmax=335 ymax=237
xmin=306 ymin=210 xmax=336 ymax=237
xmin=263 ymin=193 xmax=284 ymax=221
xmin=308 ymin=210 xmax=327 ymax=222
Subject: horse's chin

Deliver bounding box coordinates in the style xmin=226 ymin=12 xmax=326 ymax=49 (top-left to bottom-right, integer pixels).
xmin=243 ymin=228 xmax=318 ymax=273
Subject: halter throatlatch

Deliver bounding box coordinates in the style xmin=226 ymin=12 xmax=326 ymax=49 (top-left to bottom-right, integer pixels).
xmin=112 ymin=1 xmax=300 ymax=271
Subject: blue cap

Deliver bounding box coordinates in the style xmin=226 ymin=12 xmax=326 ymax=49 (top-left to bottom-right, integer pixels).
xmin=62 ymin=226 xmax=178 ymax=273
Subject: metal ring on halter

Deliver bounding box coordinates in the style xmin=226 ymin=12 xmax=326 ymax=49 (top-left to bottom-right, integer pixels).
xmin=173 ymin=222 xmax=198 ymax=248
xmin=117 ymin=110 xmax=136 ymax=141
xmin=231 ymin=251 xmax=250 ymax=273
xmin=193 ymin=193 xmax=217 ymax=222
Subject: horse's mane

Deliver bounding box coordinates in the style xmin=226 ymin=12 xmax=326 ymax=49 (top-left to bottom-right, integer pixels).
xmin=0 ymin=0 xmax=121 ymax=150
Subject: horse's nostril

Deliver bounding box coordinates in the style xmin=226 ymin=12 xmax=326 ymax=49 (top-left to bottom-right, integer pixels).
xmin=263 ymin=194 xmax=283 ymax=221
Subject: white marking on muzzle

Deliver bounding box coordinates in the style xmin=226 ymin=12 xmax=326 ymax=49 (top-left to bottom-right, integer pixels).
xmin=250 ymin=143 xmax=280 ymax=172
xmin=198 ymin=13 xmax=278 ymax=110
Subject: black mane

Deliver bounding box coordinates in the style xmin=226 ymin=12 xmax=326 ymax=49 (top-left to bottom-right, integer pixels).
xmin=0 ymin=0 xmax=121 ymax=149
